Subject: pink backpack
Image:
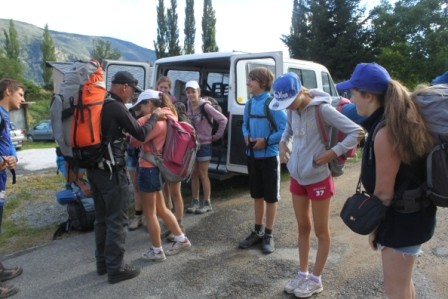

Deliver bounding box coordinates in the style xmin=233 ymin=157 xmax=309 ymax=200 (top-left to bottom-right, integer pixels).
xmin=141 ymin=118 xmax=199 ymax=182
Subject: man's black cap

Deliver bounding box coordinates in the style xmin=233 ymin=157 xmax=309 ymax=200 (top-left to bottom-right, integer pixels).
xmin=111 ymin=71 xmax=143 ymax=92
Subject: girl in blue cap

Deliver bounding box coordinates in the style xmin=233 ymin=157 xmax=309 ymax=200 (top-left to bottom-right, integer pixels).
xmin=271 ymin=72 xmax=364 ymax=298
xmin=338 ymin=63 xmax=436 ymax=298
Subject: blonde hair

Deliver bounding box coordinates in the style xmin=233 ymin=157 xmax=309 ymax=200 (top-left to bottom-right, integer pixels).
xmin=383 ymin=80 xmax=432 ymax=164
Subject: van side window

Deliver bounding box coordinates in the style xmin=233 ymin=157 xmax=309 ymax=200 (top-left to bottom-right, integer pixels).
xmin=321 ymin=72 xmax=337 ymax=96
xmin=289 ymin=69 xmax=318 ymax=89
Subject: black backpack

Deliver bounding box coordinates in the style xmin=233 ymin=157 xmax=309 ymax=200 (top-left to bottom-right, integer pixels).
xmin=53 ymin=183 xmax=95 ymax=239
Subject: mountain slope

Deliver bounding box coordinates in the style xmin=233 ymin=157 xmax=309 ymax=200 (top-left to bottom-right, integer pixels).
xmin=0 ymin=19 xmax=156 ymax=85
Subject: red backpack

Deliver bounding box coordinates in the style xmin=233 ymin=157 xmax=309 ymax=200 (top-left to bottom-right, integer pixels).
xmin=316 ymin=97 xmax=358 ymax=177
xmin=141 ymin=117 xmax=199 ymax=182
xmin=70 ymin=59 xmax=107 ymax=168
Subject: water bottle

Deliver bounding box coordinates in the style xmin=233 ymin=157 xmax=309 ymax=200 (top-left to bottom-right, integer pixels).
xmin=0 ymin=190 xmax=5 ymax=233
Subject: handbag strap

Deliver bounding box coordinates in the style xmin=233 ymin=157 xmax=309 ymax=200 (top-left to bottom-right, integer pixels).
xmin=356 ymin=174 xmax=362 ymax=193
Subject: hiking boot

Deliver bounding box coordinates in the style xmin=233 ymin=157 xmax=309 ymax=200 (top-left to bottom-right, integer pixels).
xmin=284 ymin=273 xmax=308 ymax=294
xmin=195 ymin=200 xmax=212 ymax=214
xmin=142 ymin=248 xmax=166 ymax=262
xmin=167 ymin=224 xmax=186 ymax=242
xmin=185 ymin=199 xmax=199 ymax=214
xmin=96 ymin=262 xmax=107 ymax=276
xmin=129 ymin=215 xmax=142 ymax=231
xmin=165 ymin=238 xmax=192 ymax=256
xmin=0 ymin=264 xmax=22 ymax=282
xmin=238 ymin=231 xmax=264 ymax=249
xmin=261 ymin=233 xmax=275 ymax=254
xmin=0 ymin=282 xmax=18 ymax=298
xmin=293 ymin=277 xmax=323 ymax=298
xmin=108 ymin=264 xmax=140 ymax=284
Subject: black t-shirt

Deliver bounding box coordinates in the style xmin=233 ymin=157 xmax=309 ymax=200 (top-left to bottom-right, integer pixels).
xmin=100 ymin=93 xmax=158 ymax=165
xmin=360 ymin=107 xmax=436 ymax=248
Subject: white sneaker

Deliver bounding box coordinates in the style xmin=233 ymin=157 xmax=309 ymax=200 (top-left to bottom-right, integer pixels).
xmin=293 ymin=277 xmax=323 ymax=298
xmin=142 ymin=248 xmax=166 ymax=262
xmin=284 ymin=273 xmax=308 ymax=294
xmin=165 ymin=238 xmax=192 ymax=256
xmin=129 ymin=215 xmax=142 ymax=231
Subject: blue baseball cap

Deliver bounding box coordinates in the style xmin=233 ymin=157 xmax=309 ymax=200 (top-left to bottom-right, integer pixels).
xmin=269 ymin=72 xmax=302 ymax=110
xmin=431 ymin=71 xmax=448 ymax=85
xmin=336 ymin=63 xmax=391 ymax=93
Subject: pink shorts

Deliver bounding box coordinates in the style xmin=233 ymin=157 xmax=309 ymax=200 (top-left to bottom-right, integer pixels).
xmin=290 ymin=175 xmax=335 ymax=200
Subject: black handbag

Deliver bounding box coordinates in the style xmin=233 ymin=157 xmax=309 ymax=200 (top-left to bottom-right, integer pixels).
xmin=340 ymin=176 xmax=388 ymax=235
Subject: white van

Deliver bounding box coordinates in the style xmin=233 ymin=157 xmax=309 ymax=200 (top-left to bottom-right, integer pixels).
xmin=103 ymin=51 xmax=338 ymax=179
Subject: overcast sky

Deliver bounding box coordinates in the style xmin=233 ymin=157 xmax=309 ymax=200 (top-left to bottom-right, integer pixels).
xmin=0 ymin=0 xmax=384 ymax=57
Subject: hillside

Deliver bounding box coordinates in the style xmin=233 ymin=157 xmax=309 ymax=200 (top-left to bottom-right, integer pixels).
xmin=0 ymin=19 xmax=156 ymax=85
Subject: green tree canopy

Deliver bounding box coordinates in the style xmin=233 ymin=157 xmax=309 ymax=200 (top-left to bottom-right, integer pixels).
xmin=89 ymin=39 xmax=121 ymax=65
xmin=370 ymin=0 xmax=448 ymax=87
xmin=282 ymin=0 xmax=372 ymax=82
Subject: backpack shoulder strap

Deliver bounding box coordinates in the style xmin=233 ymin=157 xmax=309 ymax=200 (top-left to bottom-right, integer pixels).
xmin=315 ymin=104 xmax=331 ymax=149
xmin=264 ymin=96 xmax=277 ymax=132
xmin=200 ymin=102 xmax=213 ymax=126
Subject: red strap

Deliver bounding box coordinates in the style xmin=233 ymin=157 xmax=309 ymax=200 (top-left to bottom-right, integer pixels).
xmin=315 ymin=104 xmax=329 ymax=147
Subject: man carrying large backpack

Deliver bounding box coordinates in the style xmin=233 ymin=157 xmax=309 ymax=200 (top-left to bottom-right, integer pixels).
xmin=87 ymin=71 xmax=166 ymax=284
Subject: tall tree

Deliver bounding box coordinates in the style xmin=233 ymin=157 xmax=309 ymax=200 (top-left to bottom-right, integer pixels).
xmin=3 ymin=19 xmax=20 ymax=60
xmin=184 ymin=0 xmax=196 ymax=54
xmin=281 ymin=0 xmax=311 ymax=59
xmin=40 ymin=24 xmax=56 ymax=89
xmin=166 ymin=0 xmax=182 ymax=56
xmin=1 ymin=19 xmax=23 ymax=78
xmin=202 ymin=0 xmax=219 ymax=53
xmin=154 ymin=0 xmax=168 ymax=58
xmin=89 ymin=39 xmax=121 ymax=65
xmin=281 ymin=0 xmax=373 ymax=81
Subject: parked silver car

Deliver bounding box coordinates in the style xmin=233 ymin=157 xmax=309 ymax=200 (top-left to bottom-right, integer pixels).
xmin=10 ymin=122 xmax=26 ymax=149
xmin=27 ymin=120 xmax=54 ymax=142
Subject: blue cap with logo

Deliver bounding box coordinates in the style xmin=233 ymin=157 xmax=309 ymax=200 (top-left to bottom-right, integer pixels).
xmin=431 ymin=71 xmax=448 ymax=85
xmin=269 ymin=72 xmax=302 ymax=110
xmin=336 ymin=62 xmax=391 ymax=93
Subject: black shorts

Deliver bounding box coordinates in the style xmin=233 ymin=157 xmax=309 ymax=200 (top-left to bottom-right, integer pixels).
xmin=247 ymin=156 xmax=280 ymax=203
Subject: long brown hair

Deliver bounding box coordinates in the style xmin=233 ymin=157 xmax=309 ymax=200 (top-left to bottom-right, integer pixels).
xmin=150 ymin=92 xmax=177 ymax=117
xmin=383 ymin=80 xmax=432 ymax=164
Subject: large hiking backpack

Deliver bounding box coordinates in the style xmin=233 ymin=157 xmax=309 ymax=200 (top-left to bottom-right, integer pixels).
xmin=316 ymin=97 xmax=360 ymax=177
xmin=413 ymin=84 xmax=448 ymax=207
xmin=69 ymin=60 xmax=107 ymax=168
xmin=50 ymin=60 xmax=105 ymax=161
xmin=141 ymin=117 xmax=199 ymax=183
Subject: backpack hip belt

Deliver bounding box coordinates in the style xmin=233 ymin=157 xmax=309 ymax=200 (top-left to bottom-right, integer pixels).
xmin=392 ymin=184 xmax=432 ymax=214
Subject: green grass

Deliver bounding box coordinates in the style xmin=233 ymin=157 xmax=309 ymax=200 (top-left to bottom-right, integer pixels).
xmin=21 ymin=141 xmax=56 ymax=150
xmin=0 ymin=173 xmax=65 ymax=255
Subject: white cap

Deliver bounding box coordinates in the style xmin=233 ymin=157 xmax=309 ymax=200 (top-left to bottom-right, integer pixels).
xmin=185 ymin=80 xmax=200 ymax=90
xmin=131 ymin=89 xmax=161 ymax=109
